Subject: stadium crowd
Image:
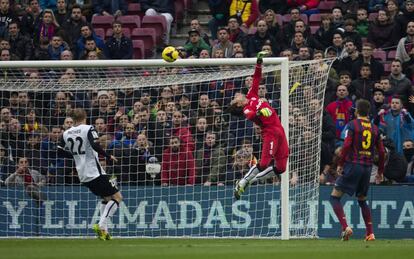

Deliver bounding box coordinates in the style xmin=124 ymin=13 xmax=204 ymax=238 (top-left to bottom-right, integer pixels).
xmin=1 ymin=0 xmax=414 ymax=192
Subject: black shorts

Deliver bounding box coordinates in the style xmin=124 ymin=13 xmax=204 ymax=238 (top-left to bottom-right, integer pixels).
xmin=84 ymin=174 xmax=118 ymax=198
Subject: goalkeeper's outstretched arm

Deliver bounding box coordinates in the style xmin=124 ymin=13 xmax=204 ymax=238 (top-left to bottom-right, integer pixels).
xmin=246 ymin=51 xmax=267 ymax=99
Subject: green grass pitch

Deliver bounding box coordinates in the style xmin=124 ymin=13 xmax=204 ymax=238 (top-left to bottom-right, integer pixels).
xmin=1 ymin=239 xmax=413 ymax=259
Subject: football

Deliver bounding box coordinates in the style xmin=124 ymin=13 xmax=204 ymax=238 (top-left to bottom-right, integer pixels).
xmin=162 ymin=46 xmax=179 ymax=62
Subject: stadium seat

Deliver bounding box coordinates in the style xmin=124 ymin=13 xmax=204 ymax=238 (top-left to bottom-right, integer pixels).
xmin=141 ymin=15 xmax=167 ymax=44
xmin=309 ymin=13 xmax=321 ymax=26
xmin=94 ymin=28 xmax=106 ymax=41
xmin=384 ymin=63 xmax=391 ymax=74
xmin=318 ymin=1 xmax=336 ymax=13
xmin=248 ymin=27 xmax=257 ymax=35
xmin=127 ymin=3 xmax=143 ymax=16
xmin=373 ymin=49 xmax=386 ymax=62
xmin=91 ymin=15 xmax=115 ymax=32
xmin=387 ymin=50 xmax=397 ymax=60
xmin=174 ymin=0 xmax=184 ymax=26
xmin=116 ymin=15 xmax=141 ymax=31
xmin=369 ymin=13 xmax=378 ymax=22
xmin=275 ymin=14 xmax=283 ymax=27
xmin=310 ymin=25 xmax=319 ymax=34
xmin=283 ymin=14 xmax=308 ymax=24
xmin=132 ymin=40 xmax=145 ymax=59
xmin=106 ymin=28 xmax=131 ymax=38
xmin=131 ymin=28 xmax=156 ymax=57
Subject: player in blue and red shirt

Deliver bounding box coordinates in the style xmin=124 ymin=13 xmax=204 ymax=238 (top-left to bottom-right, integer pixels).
xmin=228 ymin=51 xmax=289 ymax=200
xmin=330 ymin=99 xmax=385 ymax=241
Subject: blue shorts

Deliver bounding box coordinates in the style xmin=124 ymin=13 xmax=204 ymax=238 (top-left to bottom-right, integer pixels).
xmin=334 ymin=163 xmax=372 ymax=197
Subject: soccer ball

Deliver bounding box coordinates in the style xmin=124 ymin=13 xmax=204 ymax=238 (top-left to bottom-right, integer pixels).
xmin=162 ymin=46 xmax=179 ymax=62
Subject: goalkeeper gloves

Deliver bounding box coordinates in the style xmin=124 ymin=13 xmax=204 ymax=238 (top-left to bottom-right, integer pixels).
xmin=256 ymin=51 xmax=268 ymax=64
xmin=257 ymin=107 xmax=272 ymax=117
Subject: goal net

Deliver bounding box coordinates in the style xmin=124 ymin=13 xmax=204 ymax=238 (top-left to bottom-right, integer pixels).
xmin=0 ymin=58 xmax=331 ymax=238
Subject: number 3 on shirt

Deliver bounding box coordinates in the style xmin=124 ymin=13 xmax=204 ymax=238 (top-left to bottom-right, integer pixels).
xmin=362 ymin=130 xmax=372 ymax=149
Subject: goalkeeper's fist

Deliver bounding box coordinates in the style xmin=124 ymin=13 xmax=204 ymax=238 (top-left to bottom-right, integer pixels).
xmin=257 ymin=107 xmax=272 ymax=117
xmin=256 ymin=51 xmax=268 ymax=64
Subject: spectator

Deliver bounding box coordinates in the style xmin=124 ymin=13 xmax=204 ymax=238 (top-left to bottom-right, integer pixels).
xmin=33 ymin=9 xmax=61 ymax=49
xmin=92 ymin=0 xmax=127 ymax=18
xmin=184 ymin=29 xmax=210 ymax=58
xmin=54 ymin=0 xmax=68 ymax=26
xmin=262 ymin=9 xmax=283 ymax=43
xmin=68 ymin=0 xmax=93 ymax=21
xmin=113 ymin=113 xmax=129 ymax=140
xmin=336 ymin=0 xmax=359 ymax=18
xmin=76 ymin=24 xmax=105 ymax=59
xmin=140 ymin=0 xmax=174 ymax=45
xmin=4 ymin=157 xmax=46 ymax=206
xmin=193 ymin=116 xmax=208 ymax=150
xmin=195 ymin=131 xmax=226 ymax=186
xmin=171 ymin=110 xmax=195 ymax=152
xmin=208 ymin=0 xmax=229 ymax=41
xmin=104 ymin=21 xmax=133 ymax=59
xmin=259 ymin=0 xmax=287 ymax=15
xmin=355 ymin=7 xmax=369 ymax=37
xmin=20 ymin=0 xmax=43 ymax=37
xmin=23 ymin=132 xmax=42 ymax=173
xmin=349 ymin=63 xmax=375 ymax=102
xmin=61 ymin=4 xmax=88 ymax=50
xmin=0 ymin=143 xmax=15 ymax=181
xmin=339 ymin=39 xmax=359 ymax=73
xmin=6 ymin=22 xmax=33 ymax=60
xmin=212 ymin=27 xmax=233 ymax=58
xmin=46 ymin=91 xmax=72 ymax=126
xmin=282 ymin=7 xmax=302 ymax=45
xmin=379 ymin=96 xmax=414 ymax=154
xmin=367 ymin=9 xmax=394 ymax=49
xmin=212 ymin=113 xmax=235 ymax=156
xmin=291 ymin=31 xmax=307 ymax=56
xmin=60 ymin=49 xmax=73 ymax=60
xmin=331 ymin=6 xmax=344 ymax=30
xmin=351 ymin=43 xmax=384 ymax=81
xmin=188 ymin=19 xmax=210 ymax=46
xmin=110 ymin=122 xmax=136 ymax=149
xmin=79 ymin=37 xmax=105 ymax=59
xmin=389 ymin=59 xmax=412 ymax=106
xmin=386 ymin=0 xmax=400 ymax=22
xmin=291 ymin=19 xmax=323 ymax=51
xmin=371 ymin=87 xmax=387 ymax=123
xmin=396 ymin=21 xmax=414 ymax=64
xmin=229 ymin=0 xmax=259 ymax=33
xmin=47 ymin=35 xmax=69 ymax=60
xmin=161 ymin=136 xmax=195 ymax=186
xmin=246 ymin=19 xmax=279 ymax=57
xmin=314 ymin=14 xmax=336 ymax=50
xmin=392 ymin=0 xmax=414 ymax=45
xmin=22 ymin=108 xmax=47 ymax=134
xmin=287 ymin=0 xmax=320 ymax=15
xmin=0 ymin=0 xmax=18 ymax=38
xmin=152 ymin=109 xmax=171 ymax=157
xmin=403 ymin=139 xmax=414 ymax=182
xmin=227 ymin=15 xmax=247 ymax=50
xmin=91 ymin=90 xmax=115 ymax=132
xmin=62 ymin=116 xmax=73 ymax=130
xmin=324 ymin=31 xmax=346 ymax=59
xmin=325 ymin=84 xmax=354 ymax=139
xmin=296 ymin=46 xmax=312 ymax=60
xmin=342 ymin=18 xmax=362 ymax=51
xmin=227 ymin=148 xmax=256 ymax=185
xmin=40 ymin=0 xmax=57 ymax=11
xmin=40 ymin=125 xmax=64 ymax=182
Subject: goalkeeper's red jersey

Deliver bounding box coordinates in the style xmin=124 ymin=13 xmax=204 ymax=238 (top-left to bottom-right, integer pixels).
xmin=243 ymin=64 xmax=283 ymax=135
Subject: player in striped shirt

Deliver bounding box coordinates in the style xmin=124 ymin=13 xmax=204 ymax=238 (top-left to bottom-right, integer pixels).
xmin=227 ymin=51 xmax=289 ymax=199
xmin=330 ymin=99 xmax=385 ymax=241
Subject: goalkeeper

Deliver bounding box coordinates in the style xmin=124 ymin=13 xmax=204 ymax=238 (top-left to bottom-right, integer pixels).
xmin=228 ymin=51 xmax=289 ymax=200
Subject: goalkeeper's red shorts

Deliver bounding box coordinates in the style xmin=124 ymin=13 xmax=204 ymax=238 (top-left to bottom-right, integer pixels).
xmin=260 ymin=127 xmax=289 ymax=173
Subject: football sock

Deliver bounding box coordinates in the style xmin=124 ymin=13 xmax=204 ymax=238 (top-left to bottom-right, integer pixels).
xmin=250 ymin=166 xmax=275 ymax=184
xmin=99 ymin=199 xmax=119 ymax=231
xmin=358 ymin=200 xmax=373 ymax=235
xmin=100 ymin=201 xmax=108 ymax=218
xmin=330 ymin=195 xmax=348 ymax=230
xmin=239 ymin=165 xmax=260 ymax=188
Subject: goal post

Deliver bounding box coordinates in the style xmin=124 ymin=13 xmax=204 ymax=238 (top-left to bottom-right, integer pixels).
xmin=0 ymin=58 xmax=331 ymax=238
